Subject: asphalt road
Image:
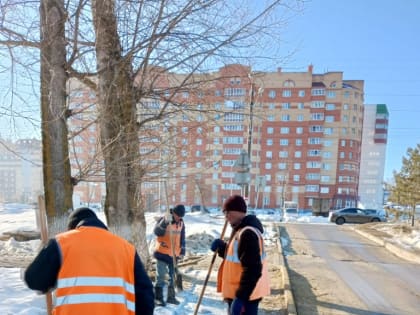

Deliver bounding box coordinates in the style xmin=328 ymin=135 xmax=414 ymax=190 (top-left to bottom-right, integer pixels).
xmin=281 ymin=223 xmax=420 ymax=315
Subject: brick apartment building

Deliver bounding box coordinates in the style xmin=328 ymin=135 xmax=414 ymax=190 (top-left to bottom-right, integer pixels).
xmin=0 ymin=138 xmax=43 ymax=203
xmin=67 ymin=64 xmax=386 ymax=211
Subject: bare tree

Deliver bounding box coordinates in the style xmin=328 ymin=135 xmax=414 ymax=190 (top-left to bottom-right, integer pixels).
xmin=40 ymin=0 xmax=73 ymax=226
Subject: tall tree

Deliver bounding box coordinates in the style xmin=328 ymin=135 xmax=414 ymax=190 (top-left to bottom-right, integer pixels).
xmin=389 ymin=144 xmax=420 ymax=226
xmin=40 ymin=0 xmax=73 ymax=229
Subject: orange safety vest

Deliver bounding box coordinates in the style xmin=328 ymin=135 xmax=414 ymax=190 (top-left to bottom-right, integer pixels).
xmin=54 ymin=226 xmax=136 ymax=315
xmin=217 ymin=226 xmax=270 ymax=300
xmin=155 ymin=220 xmax=183 ymax=257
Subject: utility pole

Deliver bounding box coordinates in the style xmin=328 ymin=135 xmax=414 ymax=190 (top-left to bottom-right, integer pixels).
xmin=245 ymin=78 xmax=255 ymax=200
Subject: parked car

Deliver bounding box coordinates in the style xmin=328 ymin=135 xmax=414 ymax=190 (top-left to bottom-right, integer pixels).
xmin=329 ymin=207 xmax=387 ymax=225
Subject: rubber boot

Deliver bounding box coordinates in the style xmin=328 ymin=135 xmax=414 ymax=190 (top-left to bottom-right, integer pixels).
xmin=154 ymin=286 xmax=166 ymax=306
xmin=166 ymin=285 xmax=180 ymax=305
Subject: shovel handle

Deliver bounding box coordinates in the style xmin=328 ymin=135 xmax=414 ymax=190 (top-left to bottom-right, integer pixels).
xmin=193 ymin=219 xmax=228 ymax=315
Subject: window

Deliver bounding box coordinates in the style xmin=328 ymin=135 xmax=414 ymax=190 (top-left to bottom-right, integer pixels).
xmin=325 ymin=116 xmax=334 ymax=122
xmin=308 ymin=150 xmax=321 ymax=157
xmin=311 ymin=113 xmax=324 ymax=121
xmin=266 ymin=151 xmax=272 ymax=159
xmin=310 ymin=125 xmax=323 ymax=133
xmin=268 ymin=103 xmax=275 ymax=109
xmin=282 ymin=103 xmax=290 ymax=109
xmin=326 ymin=103 xmax=336 ymax=110
xmin=282 ymin=90 xmax=292 ymax=97
xmin=281 ymin=114 xmax=290 ymax=121
xmin=296 ymin=139 xmax=302 ymax=146
xmin=293 ymin=175 xmax=300 ymax=182
xmin=293 ymin=163 xmax=301 ymax=170
xmin=297 ymin=114 xmax=304 ymax=121
xmin=295 ymin=151 xmax=301 ymax=158
xmin=280 ymin=139 xmax=289 ymax=146
xmin=321 ymin=176 xmax=330 ymax=182
xmin=224 ymin=88 xmax=246 ymax=96
xmin=265 ymin=163 xmax=272 ymax=169
xmin=343 ymin=103 xmax=349 ymax=110
xmin=278 ymin=163 xmax=287 ymax=169
xmin=298 ymin=90 xmax=305 ymax=97
xmin=196 ymin=139 xmax=202 ymax=145
xmin=306 ymin=185 xmax=319 ymax=192
xmin=324 ymin=140 xmax=332 ymax=147
xmin=311 ymin=101 xmax=325 ymax=108
xmin=267 ymin=139 xmax=273 ymax=146
xmin=279 ymin=151 xmax=288 ymax=158
xmin=267 ymin=127 xmax=274 ymax=134
xmin=311 ymin=88 xmax=325 ymax=96
xmin=296 ymin=127 xmax=303 ymax=134
xmin=280 ymin=127 xmax=290 ymax=134
xmin=196 ymin=150 xmax=202 ymax=157
xmin=267 ymin=115 xmax=275 ymax=121
xmin=297 ymin=102 xmax=304 ymax=109
xmin=268 ymin=90 xmax=276 ymax=98
xmin=283 ymin=80 xmax=295 ymax=87
xmin=324 ymin=127 xmax=333 ymax=135
xmin=327 ymin=91 xmax=336 ymax=98
xmin=308 ymin=137 xmax=321 ymax=144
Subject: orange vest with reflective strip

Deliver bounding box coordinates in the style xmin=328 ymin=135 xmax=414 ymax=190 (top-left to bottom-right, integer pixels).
xmin=54 ymin=226 xmax=136 ymax=315
xmin=155 ymin=221 xmax=183 ymax=257
xmin=217 ymin=226 xmax=270 ymax=300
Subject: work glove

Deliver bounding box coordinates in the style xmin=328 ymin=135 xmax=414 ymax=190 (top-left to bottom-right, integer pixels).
xmin=210 ymin=238 xmax=225 ymax=252
xmin=230 ymin=298 xmax=245 ymax=315
xmin=160 ymin=218 xmax=169 ymax=229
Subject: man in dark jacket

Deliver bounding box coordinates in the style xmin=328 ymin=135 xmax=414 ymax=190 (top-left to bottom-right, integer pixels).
xmin=153 ymin=204 xmax=186 ymax=306
xmin=211 ymin=195 xmax=270 ymax=315
xmin=24 ymin=207 xmax=154 ymax=315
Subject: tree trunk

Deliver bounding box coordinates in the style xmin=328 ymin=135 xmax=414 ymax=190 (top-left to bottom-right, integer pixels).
xmin=40 ymin=0 xmax=73 ymax=235
xmin=91 ymin=0 xmax=149 ymax=264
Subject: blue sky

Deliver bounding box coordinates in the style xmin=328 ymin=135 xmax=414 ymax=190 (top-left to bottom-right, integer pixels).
xmin=278 ymin=0 xmax=420 ymax=181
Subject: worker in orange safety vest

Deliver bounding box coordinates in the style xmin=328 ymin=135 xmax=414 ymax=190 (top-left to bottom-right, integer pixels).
xmin=211 ymin=195 xmax=270 ymax=315
xmin=153 ymin=204 xmax=186 ymax=306
xmin=24 ymin=207 xmax=154 ymax=315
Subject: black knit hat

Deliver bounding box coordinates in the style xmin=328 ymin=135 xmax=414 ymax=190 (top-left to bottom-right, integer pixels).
xmin=67 ymin=207 xmax=97 ymax=230
xmin=172 ymin=204 xmax=186 ymax=217
xmin=223 ymin=195 xmax=247 ymax=213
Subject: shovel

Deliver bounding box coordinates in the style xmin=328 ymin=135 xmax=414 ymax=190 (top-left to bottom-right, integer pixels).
xmin=175 ymin=267 xmax=183 ymax=291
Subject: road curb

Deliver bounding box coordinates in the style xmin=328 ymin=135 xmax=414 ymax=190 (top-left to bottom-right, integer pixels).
xmin=276 ymin=226 xmax=297 ymax=315
xmin=353 ymin=228 xmax=420 ymax=264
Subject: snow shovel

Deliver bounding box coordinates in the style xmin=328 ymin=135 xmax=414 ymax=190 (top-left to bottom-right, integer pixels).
xmin=38 ymin=195 xmax=53 ymax=315
xmin=175 ymin=265 xmax=183 ymax=291
xmin=193 ymin=219 xmax=228 ymax=315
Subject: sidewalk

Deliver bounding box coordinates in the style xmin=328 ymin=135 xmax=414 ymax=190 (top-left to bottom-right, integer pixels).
xmin=352 ymin=225 xmax=420 ymax=264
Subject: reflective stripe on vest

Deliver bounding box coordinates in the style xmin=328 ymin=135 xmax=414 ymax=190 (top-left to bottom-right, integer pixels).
xmin=56 ymin=276 xmax=135 ymax=311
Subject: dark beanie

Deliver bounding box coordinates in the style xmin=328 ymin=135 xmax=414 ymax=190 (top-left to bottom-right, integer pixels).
xmin=172 ymin=204 xmax=186 ymax=217
xmin=223 ymin=195 xmax=247 ymax=213
xmin=68 ymin=207 xmax=97 ymax=230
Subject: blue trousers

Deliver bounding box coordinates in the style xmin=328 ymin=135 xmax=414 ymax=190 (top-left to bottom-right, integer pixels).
xmin=155 ymin=259 xmax=175 ymax=288
xmin=227 ymin=299 xmax=260 ymax=315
